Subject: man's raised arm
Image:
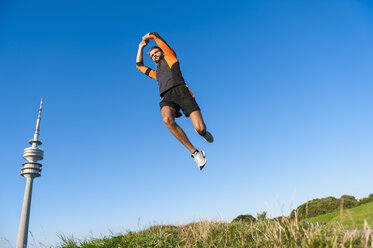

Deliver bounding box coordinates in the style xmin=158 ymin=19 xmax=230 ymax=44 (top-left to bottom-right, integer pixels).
xmin=136 ymin=40 xmax=156 ymax=79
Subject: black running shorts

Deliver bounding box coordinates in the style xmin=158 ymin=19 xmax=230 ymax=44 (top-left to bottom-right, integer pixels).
xmin=159 ymin=85 xmax=200 ymax=118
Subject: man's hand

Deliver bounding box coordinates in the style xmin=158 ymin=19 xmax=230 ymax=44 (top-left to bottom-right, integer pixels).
xmin=142 ymin=33 xmax=150 ymax=41
xmin=139 ymin=39 xmax=148 ymax=49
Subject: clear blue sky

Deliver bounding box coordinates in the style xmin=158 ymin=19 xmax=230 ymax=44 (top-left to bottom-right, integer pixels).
xmin=1 ymin=0 xmax=373 ymax=246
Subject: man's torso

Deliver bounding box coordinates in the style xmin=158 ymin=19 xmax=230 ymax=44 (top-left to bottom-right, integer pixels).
xmin=157 ymin=57 xmax=185 ymax=97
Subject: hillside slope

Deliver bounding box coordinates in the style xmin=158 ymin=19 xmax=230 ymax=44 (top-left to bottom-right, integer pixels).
xmin=306 ymin=201 xmax=373 ymax=229
xmin=58 ymin=219 xmax=373 ymax=248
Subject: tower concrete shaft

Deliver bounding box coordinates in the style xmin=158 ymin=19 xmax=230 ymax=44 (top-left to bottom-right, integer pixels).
xmin=16 ymin=99 xmax=44 ymax=248
xmin=16 ymin=176 xmax=34 ymax=248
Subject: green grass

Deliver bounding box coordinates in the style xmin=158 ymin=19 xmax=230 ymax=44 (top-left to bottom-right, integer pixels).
xmin=306 ymin=201 xmax=373 ymax=229
xmin=56 ymin=202 xmax=373 ymax=247
xmin=57 ymin=217 xmax=373 ymax=248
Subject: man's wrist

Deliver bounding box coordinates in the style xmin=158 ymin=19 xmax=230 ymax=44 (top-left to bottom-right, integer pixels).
xmin=142 ymin=33 xmax=150 ymax=40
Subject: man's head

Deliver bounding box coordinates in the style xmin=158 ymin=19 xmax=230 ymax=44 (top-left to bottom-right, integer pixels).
xmin=149 ymin=46 xmax=163 ymax=63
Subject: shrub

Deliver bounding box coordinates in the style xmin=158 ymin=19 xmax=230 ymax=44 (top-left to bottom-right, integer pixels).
xmin=231 ymin=214 xmax=256 ymax=223
xmin=290 ymin=195 xmax=358 ymax=220
xmin=340 ymin=195 xmax=358 ymax=209
xmin=290 ymin=197 xmax=340 ymax=219
xmin=358 ymin=194 xmax=373 ymax=205
xmin=257 ymin=211 xmax=267 ymax=221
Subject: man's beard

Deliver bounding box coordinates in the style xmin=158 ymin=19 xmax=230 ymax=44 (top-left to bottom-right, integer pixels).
xmin=154 ymin=54 xmax=163 ymax=63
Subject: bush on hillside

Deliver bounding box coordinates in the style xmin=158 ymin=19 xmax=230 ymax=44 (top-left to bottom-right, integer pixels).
xmin=340 ymin=195 xmax=358 ymax=209
xmin=290 ymin=197 xmax=340 ymax=219
xmin=290 ymin=195 xmax=358 ymax=220
xmin=232 ymin=214 xmax=256 ymax=223
xmin=257 ymin=211 xmax=267 ymax=221
xmin=358 ymin=194 xmax=373 ymax=205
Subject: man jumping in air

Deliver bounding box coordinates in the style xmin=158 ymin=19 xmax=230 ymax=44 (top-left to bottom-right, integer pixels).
xmin=136 ymin=32 xmax=214 ymax=170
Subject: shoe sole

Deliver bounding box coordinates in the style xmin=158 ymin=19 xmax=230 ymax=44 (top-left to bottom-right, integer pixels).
xmin=195 ymin=129 xmax=214 ymax=143
xmin=199 ymin=151 xmax=206 ymax=170
xmin=204 ymin=135 xmax=214 ymax=143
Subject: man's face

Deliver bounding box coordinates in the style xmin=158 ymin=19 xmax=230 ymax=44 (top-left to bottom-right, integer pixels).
xmin=149 ymin=48 xmax=163 ymax=63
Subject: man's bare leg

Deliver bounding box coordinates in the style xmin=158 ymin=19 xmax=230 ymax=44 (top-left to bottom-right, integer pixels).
xmin=189 ymin=110 xmax=214 ymax=143
xmin=189 ymin=110 xmax=206 ymax=134
xmin=161 ymin=106 xmax=196 ymax=153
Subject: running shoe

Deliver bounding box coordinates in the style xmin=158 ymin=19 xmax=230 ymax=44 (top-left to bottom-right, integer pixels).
xmin=192 ymin=150 xmax=206 ymax=170
xmin=195 ymin=130 xmax=214 ymax=143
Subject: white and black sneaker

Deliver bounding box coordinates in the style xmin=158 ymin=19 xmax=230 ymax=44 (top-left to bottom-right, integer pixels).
xmin=195 ymin=130 xmax=214 ymax=143
xmin=192 ymin=150 xmax=206 ymax=170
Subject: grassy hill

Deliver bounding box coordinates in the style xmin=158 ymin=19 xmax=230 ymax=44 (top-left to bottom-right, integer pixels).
xmin=306 ymin=201 xmax=373 ymax=229
xmin=58 ymin=217 xmax=372 ymax=248
xmin=57 ymin=199 xmax=373 ymax=247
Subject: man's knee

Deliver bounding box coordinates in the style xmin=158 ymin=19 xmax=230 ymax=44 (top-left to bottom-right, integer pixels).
xmin=162 ymin=115 xmax=176 ymax=128
xmin=194 ymin=123 xmax=206 ymax=134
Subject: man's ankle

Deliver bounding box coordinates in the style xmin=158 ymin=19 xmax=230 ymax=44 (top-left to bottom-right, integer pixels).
xmin=198 ymin=130 xmax=206 ymax=136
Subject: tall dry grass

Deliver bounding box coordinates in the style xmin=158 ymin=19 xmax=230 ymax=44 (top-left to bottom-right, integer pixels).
xmin=58 ymin=215 xmax=373 ymax=248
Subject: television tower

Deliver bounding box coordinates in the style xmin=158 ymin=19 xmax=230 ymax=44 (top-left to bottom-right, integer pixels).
xmin=16 ymin=99 xmax=44 ymax=248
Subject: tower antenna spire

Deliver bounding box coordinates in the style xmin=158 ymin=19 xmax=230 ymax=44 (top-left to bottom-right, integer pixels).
xmin=31 ymin=98 xmax=43 ymax=147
